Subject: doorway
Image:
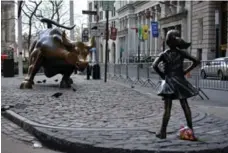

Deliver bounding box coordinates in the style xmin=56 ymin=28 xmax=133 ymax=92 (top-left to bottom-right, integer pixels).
xmin=111 ymin=42 xmax=116 ymax=63
xmin=220 ymin=1 xmax=227 ymax=57
xmin=100 ymin=44 xmax=103 ymax=63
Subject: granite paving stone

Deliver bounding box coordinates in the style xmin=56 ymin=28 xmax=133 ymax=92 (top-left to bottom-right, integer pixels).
xmin=1 ymin=75 xmax=228 ymax=153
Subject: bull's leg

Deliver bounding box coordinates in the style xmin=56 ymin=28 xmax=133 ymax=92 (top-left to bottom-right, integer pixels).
xmin=20 ymin=50 xmax=43 ymax=89
xmin=25 ymin=48 xmax=40 ymax=85
xmin=60 ymin=67 xmax=74 ymax=88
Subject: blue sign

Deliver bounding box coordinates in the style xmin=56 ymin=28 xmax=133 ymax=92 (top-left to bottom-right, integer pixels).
xmin=151 ymin=21 xmax=159 ymax=37
xmin=90 ymin=48 xmax=96 ymax=52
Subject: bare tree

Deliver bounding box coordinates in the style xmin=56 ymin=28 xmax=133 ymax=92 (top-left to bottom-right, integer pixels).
xmin=34 ymin=0 xmax=69 ymax=28
xmin=21 ymin=0 xmax=72 ymax=57
xmin=22 ymin=0 xmax=42 ymax=51
xmin=74 ymin=26 xmax=81 ymax=41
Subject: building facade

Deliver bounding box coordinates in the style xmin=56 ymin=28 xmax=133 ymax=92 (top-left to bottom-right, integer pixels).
xmin=191 ymin=1 xmax=228 ymax=60
xmin=1 ymin=1 xmax=16 ymax=60
xmin=87 ymin=1 xmax=228 ymax=63
xmin=115 ymin=1 xmax=192 ymax=62
xmin=87 ymin=0 xmax=117 ymax=63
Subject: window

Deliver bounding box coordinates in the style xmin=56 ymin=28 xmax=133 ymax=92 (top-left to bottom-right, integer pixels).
xmin=99 ymin=1 xmax=102 ymax=8
xmin=89 ymin=2 xmax=92 ymax=10
xmin=94 ymin=1 xmax=98 ymax=9
xmin=89 ymin=2 xmax=92 ymax=22
xmin=99 ymin=11 xmax=103 ymax=20
xmin=179 ymin=1 xmax=185 ymax=12
xmin=198 ymin=18 xmax=203 ymax=41
xmin=197 ymin=49 xmax=202 ymax=61
xmin=111 ymin=21 xmax=116 ymax=28
xmin=111 ymin=7 xmax=116 ymax=17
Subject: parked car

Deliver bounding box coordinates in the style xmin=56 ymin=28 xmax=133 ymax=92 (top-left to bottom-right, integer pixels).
xmin=128 ymin=54 xmax=145 ymax=63
xmin=141 ymin=56 xmax=158 ymax=63
xmin=200 ymin=57 xmax=228 ymax=80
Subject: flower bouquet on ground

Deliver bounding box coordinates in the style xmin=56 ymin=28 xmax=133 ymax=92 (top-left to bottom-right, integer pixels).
xmin=178 ymin=125 xmax=198 ymax=141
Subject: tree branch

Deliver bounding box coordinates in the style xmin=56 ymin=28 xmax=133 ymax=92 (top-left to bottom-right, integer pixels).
xmin=49 ymin=0 xmax=56 ymax=20
xmin=22 ymin=7 xmax=30 ymax=18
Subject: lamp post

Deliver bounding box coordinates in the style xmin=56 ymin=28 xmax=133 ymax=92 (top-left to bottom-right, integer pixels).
xmin=215 ymin=10 xmax=220 ymax=58
xmin=69 ymin=0 xmax=74 ymax=40
xmin=18 ymin=0 xmax=23 ymax=77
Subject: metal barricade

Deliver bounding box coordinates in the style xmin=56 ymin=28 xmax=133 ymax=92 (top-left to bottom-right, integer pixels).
xmin=142 ymin=62 xmax=156 ymax=87
xmin=98 ymin=58 xmax=228 ymax=92
xmin=199 ymin=60 xmax=228 ymax=91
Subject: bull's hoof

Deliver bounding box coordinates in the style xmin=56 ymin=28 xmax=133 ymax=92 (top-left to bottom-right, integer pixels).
xmin=20 ymin=81 xmax=33 ymax=89
xmin=25 ymin=77 xmax=34 ymax=85
xmin=68 ymin=78 xmax=73 ymax=84
xmin=60 ymin=80 xmax=71 ymax=88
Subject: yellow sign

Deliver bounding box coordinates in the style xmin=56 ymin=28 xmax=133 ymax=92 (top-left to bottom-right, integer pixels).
xmin=142 ymin=25 xmax=149 ymax=40
xmin=220 ymin=44 xmax=227 ymax=50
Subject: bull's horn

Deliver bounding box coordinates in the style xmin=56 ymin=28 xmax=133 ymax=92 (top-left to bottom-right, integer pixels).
xmin=40 ymin=18 xmax=75 ymax=30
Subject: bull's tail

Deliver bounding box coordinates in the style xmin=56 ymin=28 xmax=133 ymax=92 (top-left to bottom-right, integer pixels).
xmin=40 ymin=18 xmax=75 ymax=30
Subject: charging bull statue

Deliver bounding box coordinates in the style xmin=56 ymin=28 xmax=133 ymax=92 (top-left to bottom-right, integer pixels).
xmin=20 ymin=18 xmax=95 ymax=89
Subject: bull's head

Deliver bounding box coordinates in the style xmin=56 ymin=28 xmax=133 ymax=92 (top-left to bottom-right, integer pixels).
xmin=62 ymin=31 xmax=95 ymax=72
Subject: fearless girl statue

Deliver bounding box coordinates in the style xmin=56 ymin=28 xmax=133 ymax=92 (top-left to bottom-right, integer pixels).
xmin=152 ymin=29 xmax=200 ymax=140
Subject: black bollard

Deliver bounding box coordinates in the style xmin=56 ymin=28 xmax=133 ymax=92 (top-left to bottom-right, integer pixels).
xmin=86 ymin=65 xmax=91 ymax=80
xmin=92 ymin=64 xmax=100 ymax=80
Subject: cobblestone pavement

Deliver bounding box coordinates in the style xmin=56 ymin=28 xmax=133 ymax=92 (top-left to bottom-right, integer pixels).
xmin=1 ymin=117 xmax=62 ymax=153
xmin=1 ymin=116 xmax=36 ymax=143
xmin=1 ymin=75 xmax=228 ymax=153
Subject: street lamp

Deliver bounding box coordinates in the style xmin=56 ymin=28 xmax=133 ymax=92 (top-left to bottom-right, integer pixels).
xmin=215 ymin=9 xmax=220 ymax=58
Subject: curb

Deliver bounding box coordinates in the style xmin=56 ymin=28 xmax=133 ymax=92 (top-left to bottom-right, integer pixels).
xmin=1 ymin=110 xmax=106 ymax=153
xmin=1 ymin=110 xmax=175 ymax=153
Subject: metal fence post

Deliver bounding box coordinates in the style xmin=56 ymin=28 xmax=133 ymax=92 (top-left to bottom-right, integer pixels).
xmin=133 ymin=63 xmax=144 ymax=85
xmin=142 ymin=62 xmax=155 ymax=87
xmin=125 ymin=63 xmax=133 ymax=83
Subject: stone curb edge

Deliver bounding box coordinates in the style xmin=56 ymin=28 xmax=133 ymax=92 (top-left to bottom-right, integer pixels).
xmin=0 ymin=110 xmax=172 ymax=153
xmin=2 ymin=110 xmax=228 ymax=153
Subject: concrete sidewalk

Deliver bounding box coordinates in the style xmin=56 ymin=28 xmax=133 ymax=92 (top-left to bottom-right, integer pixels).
xmin=1 ymin=75 xmax=228 ymax=153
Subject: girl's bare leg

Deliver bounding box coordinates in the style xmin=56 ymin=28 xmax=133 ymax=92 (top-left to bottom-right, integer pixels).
xmin=179 ymin=99 xmax=197 ymax=140
xmin=179 ymin=99 xmax=193 ymax=129
xmin=156 ymin=97 xmax=172 ymax=139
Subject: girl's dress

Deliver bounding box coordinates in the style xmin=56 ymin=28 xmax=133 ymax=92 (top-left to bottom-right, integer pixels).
xmin=155 ymin=49 xmax=198 ymax=100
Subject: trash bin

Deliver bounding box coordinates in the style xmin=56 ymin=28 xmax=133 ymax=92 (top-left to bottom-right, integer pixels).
xmin=2 ymin=59 xmax=14 ymax=77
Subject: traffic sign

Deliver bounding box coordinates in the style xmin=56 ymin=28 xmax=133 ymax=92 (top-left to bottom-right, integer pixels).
xmin=90 ymin=23 xmax=105 ymax=30
xmin=151 ymin=21 xmax=159 ymax=37
xmin=82 ymin=10 xmax=97 ymax=15
xmin=102 ymin=1 xmax=115 ymax=11
xmin=82 ymin=28 xmax=89 ymax=42
xmin=90 ymin=29 xmax=104 ymax=37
